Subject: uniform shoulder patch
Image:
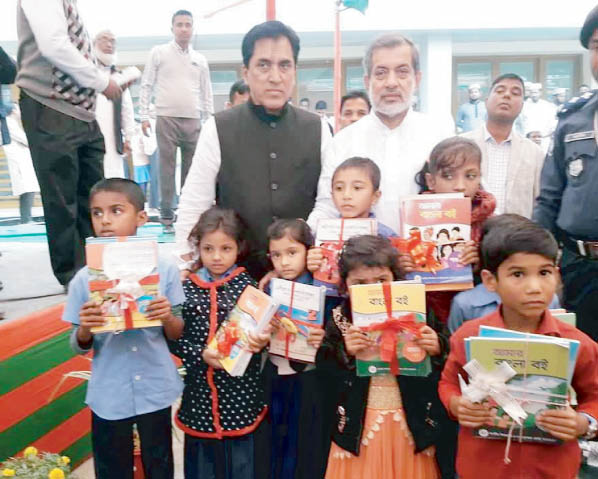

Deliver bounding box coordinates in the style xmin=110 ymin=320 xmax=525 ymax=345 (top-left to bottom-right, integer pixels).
xmin=558 ymin=90 xmax=597 ymax=118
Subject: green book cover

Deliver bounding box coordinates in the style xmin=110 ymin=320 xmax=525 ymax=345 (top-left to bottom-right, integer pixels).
xmin=350 ymin=282 xmax=431 ymax=377
xmin=466 ymin=336 xmax=570 ymax=444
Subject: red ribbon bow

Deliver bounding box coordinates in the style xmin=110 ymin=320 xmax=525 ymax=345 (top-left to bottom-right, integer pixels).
xmin=360 ymin=283 xmax=424 ymax=375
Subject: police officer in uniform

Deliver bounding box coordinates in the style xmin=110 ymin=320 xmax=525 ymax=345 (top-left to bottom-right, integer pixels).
xmin=534 ymin=4 xmax=598 ymax=341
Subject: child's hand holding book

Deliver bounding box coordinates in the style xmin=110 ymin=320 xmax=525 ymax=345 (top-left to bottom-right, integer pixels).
xmin=344 ymin=325 xmax=374 ymax=356
xmin=306 ymin=247 xmax=323 ymax=273
xmin=246 ymin=324 xmax=273 ymax=353
xmin=450 ymin=396 xmax=493 ymax=429
xmin=414 ymin=325 xmax=440 ymax=356
xmin=78 ymin=300 xmax=106 ymax=345
xmin=458 ymin=240 xmax=479 ymax=267
xmin=536 ymin=406 xmax=589 ymax=442
xmin=307 ymin=328 xmax=325 ymax=349
xmin=202 ymin=347 xmax=225 ymax=369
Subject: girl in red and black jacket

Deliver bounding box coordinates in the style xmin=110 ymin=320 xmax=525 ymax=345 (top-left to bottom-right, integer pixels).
xmin=169 ymin=207 xmax=270 ymax=479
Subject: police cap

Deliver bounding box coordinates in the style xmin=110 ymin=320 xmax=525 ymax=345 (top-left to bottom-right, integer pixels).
xmin=581 ymin=4 xmax=598 ymax=49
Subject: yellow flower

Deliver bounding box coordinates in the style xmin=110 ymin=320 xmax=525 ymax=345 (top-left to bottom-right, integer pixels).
xmin=2 ymin=470 xmax=16 ymax=477
xmin=48 ymin=469 xmax=65 ymax=479
xmin=24 ymin=445 xmax=38 ymax=457
xmin=61 ymin=456 xmax=70 ymax=465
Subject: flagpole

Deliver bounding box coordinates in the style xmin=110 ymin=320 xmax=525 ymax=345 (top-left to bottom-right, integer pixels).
xmin=266 ymin=0 xmax=276 ymax=20
xmin=333 ymin=0 xmax=342 ymax=133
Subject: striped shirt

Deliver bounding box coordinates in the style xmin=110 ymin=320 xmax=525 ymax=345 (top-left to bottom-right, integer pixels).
xmin=483 ymin=126 xmax=512 ymax=215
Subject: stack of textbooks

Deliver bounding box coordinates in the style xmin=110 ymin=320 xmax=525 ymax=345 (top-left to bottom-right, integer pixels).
xmin=207 ymin=286 xmax=279 ymax=376
xmin=349 ymin=281 xmax=431 ymax=377
xmin=313 ymin=218 xmax=377 ymax=296
xmin=268 ymin=279 xmax=326 ymax=363
xmin=464 ymin=326 xmax=579 ymax=444
xmin=86 ymin=236 xmax=160 ymax=333
xmin=394 ymin=193 xmax=473 ymax=291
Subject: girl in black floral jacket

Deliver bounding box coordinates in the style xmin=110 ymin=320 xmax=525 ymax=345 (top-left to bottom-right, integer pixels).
xmin=169 ymin=207 xmax=270 ymax=479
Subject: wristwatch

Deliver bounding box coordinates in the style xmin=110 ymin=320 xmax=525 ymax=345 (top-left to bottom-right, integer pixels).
xmin=581 ymin=413 xmax=598 ymax=440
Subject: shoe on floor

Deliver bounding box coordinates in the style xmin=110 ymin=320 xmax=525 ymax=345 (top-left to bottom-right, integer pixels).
xmin=163 ymin=225 xmax=175 ymax=235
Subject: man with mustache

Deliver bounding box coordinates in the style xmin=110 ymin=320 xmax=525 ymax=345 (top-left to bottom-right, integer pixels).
xmin=307 ymin=33 xmax=454 ymax=234
xmin=462 ymin=73 xmax=545 ymax=218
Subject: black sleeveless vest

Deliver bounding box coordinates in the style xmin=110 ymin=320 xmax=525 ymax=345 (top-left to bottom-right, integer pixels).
xmin=215 ymin=102 xmax=321 ymax=278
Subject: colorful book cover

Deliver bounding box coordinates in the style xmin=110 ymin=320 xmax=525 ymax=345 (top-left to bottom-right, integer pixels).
xmin=465 ymin=336 xmax=571 ymax=444
xmin=268 ymin=279 xmax=326 ymax=363
xmin=477 ymin=325 xmax=579 ymax=384
xmin=207 ymin=285 xmax=279 ymax=377
xmin=350 ymin=281 xmax=431 ymax=377
xmin=313 ymin=218 xmax=377 ymax=296
xmin=86 ymin=236 xmax=160 ymax=333
xmin=398 ymin=194 xmax=473 ymax=291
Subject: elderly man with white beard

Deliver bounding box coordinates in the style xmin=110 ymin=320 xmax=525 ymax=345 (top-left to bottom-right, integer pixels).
xmin=307 ymin=33 xmax=454 ymax=233
xmin=93 ymin=30 xmax=136 ymax=178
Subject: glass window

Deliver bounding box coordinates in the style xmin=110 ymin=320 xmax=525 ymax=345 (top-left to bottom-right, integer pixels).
xmin=499 ymin=61 xmax=535 ymax=83
xmin=297 ymin=67 xmax=333 ymax=113
xmin=455 ymin=62 xmax=492 ymax=105
xmin=545 ymin=60 xmax=575 ymax=101
xmin=346 ymin=65 xmax=365 ymax=92
xmin=210 ymin=70 xmax=239 ymax=113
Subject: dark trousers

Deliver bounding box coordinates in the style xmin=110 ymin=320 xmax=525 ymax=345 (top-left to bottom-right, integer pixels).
xmin=184 ymin=432 xmax=254 ymax=479
xmin=91 ymin=407 xmax=174 ymax=479
xmin=155 ymin=116 xmax=201 ymax=225
xmin=19 ymin=92 xmax=104 ymax=285
xmin=561 ymin=247 xmax=598 ymax=341
xmin=261 ymin=363 xmax=328 ymax=479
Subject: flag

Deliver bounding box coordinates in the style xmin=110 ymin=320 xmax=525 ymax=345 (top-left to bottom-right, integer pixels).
xmin=342 ymin=0 xmax=368 ymax=13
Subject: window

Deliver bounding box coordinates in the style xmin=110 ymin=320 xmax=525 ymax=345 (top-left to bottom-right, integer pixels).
xmin=545 ymin=60 xmax=575 ymax=100
xmin=455 ymin=62 xmax=492 ymax=106
xmin=210 ymin=70 xmax=240 ymax=113
xmin=297 ymin=66 xmax=333 ymax=113
xmin=346 ymin=65 xmax=365 ymax=92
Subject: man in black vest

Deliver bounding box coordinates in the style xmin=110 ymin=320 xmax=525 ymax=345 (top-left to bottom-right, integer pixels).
xmin=174 ymin=21 xmax=330 ymax=280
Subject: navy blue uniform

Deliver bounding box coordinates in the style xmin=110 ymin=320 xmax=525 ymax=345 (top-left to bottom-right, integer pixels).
xmin=533 ymin=91 xmax=598 ymax=340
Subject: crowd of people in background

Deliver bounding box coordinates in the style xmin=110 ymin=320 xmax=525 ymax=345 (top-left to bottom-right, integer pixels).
xmin=3 ymin=1 xmax=598 ymax=479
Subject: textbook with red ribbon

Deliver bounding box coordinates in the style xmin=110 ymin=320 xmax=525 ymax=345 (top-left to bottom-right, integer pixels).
xmin=86 ymin=236 xmax=160 ymax=333
xmin=207 ymin=285 xmax=279 ymax=376
xmin=268 ymin=279 xmax=326 ymax=363
xmin=350 ymin=281 xmax=431 ymax=377
xmin=396 ymin=193 xmax=473 ymax=291
xmin=313 ymin=218 xmax=377 ymax=296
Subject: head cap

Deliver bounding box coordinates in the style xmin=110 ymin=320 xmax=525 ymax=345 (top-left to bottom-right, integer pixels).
xmin=580 ymin=5 xmax=598 ymax=49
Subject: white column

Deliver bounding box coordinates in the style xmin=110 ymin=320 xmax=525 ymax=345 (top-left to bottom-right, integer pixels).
xmin=418 ymin=34 xmax=453 ymax=121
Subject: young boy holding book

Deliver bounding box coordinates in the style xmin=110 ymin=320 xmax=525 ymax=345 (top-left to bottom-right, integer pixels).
xmin=62 ymin=178 xmax=185 ymax=479
xmin=306 ymin=157 xmax=395 ymax=273
xmin=439 ymin=217 xmax=598 ymax=479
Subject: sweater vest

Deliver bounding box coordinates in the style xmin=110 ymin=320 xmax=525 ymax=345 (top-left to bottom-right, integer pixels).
xmin=215 ymin=103 xmax=321 ymax=273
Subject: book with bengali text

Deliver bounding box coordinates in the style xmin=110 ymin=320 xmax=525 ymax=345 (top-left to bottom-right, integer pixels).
xmin=396 ymin=194 xmax=473 ymax=291
xmin=313 ymin=218 xmax=377 ymax=296
xmin=350 ymin=281 xmax=431 ymax=377
xmin=86 ymin=236 xmax=160 ymax=333
xmin=268 ymin=279 xmax=326 ymax=363
xmin=207 ymin=285 xmax=279 ymax=376
xmin=465 ymin=335 xmax=572 ymax=444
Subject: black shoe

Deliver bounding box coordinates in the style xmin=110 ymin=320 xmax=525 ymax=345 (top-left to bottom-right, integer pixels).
xmin=163 ymin=225 xmax=175 ymax=235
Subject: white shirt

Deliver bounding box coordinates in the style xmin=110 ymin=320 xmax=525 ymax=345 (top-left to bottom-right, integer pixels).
xmin=483 ymin=126 xmax=512 ymax=215
xmin=139 ymin=41 xmax=213 ymax=121
xmin=307 ymin=110 xmax=455 ymax=233
xmin=521 ymin=98 xmax=557 ymax=136
xmin=19 ymin=0 xmax=109 ymax=93
xmin=174 ymin=111 xmax=332 ymax=265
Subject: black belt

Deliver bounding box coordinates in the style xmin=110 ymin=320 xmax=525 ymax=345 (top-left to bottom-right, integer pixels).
xmin=562 ymin=234 xmax=598 ymax=259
